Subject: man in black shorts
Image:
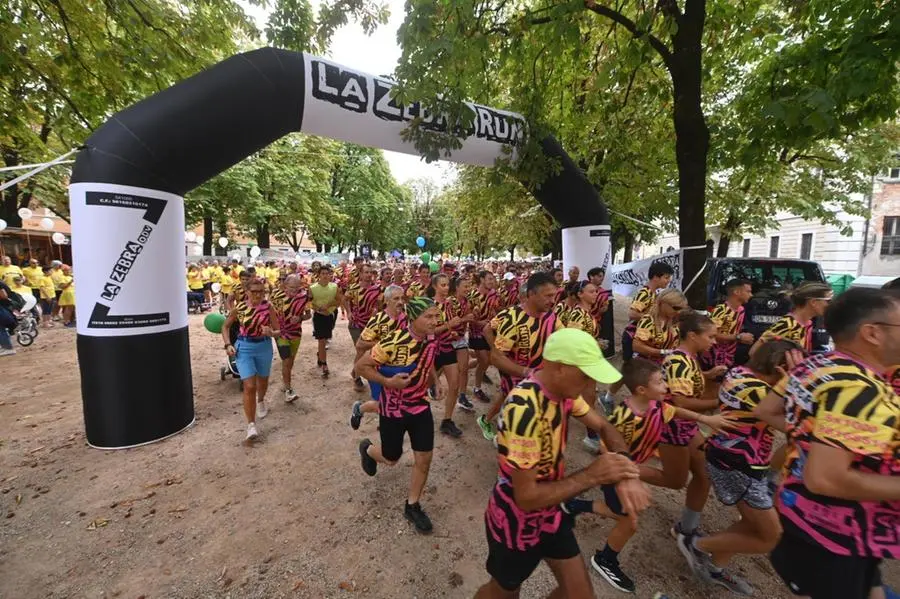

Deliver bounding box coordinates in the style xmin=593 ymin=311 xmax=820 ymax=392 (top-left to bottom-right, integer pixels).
xmin=476 ymin=328 xmax=650 ymax=598
xmin=356 ymin=297 xmax=440 ymax=533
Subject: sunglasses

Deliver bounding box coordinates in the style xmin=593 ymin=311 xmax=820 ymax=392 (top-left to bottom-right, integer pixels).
xmin=668 ymin=304 xmax=687 ymax=311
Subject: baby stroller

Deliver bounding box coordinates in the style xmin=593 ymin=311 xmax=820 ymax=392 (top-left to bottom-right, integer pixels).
xmin=219 ymin=320 xmax=243 ymax=389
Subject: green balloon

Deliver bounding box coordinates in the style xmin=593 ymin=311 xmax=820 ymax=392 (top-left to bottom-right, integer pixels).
xmin=429 ymin=261 xmax=439 ymax=273
xmin=421 ymin=252 xmax=431 ymax=263
xmin=204 ymin=312 xmax=225 ymax=334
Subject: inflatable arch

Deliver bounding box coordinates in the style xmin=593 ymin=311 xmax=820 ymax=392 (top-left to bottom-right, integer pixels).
xmin=68 ymin=48 xmax=611 ymax=448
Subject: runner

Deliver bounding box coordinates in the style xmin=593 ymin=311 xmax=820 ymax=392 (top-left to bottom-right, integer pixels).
xmin=500 ymin=269 xmax=521 ymax=309
xmin=550 ymin=268 xmax=566 ymax=305
xmin=563 ymin=280 xmax=605 ymax=452
xmin=749 ymin=281 xmax=832 ymax=355
xmin=469 ymin=270 xmax=501 ymax=404
xmin=57 ymin=265 xmax=75 ymax=327
xmin=349 ymin=285 xmax=408 ymax=430
xmin=744 ymin=288 xmax=900 ymax=599
xmin=706 ymin=278 xmax=754 ymax=368
xmin=309 ymin=264 xmax=343 ymax=377
xmin=474 ymin=328 xmax=650 ymax=599
xmin=346 ymin=264 xmax=382 ymax=389
xmin=553 ymin=281 xmax=578 ymax=324
xmin=662 ymin=311 xmax=729 ymax=542
xmin=448 ymin=275 xmax=476 ymax=412
xmin=406 ymin=263 xmax=431 ymax=298
xmin=428 ymin=273 xmax=472 ymax=438
xmin=602 ymin=261 xmax=675 ymax=411
xmin=563 ymin=357 xmax=736 ymax=593
xmin=22 ymin=258 xmax=43 ymax=299
xmin=477 ymin=272 xmax=561 ymax=441
xmin=631 ymin=288 xmax=684 ymax=365
xmin=356 ymin=297 xmax=440 ymax=534
xmin=566 ymin=265 xmax=580 ymax=286
xmin=270 ymin=274 xmax=311 ymax=403
xmin=221 ymin=277 xmax=281 ymax=442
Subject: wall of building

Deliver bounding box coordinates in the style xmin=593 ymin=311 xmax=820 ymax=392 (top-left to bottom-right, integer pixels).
xmin=860 ymin=178 xmax=900 ymax=277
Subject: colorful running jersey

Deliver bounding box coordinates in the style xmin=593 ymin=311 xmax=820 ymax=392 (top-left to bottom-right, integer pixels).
xmin=563 ymin=305 xmax=596 ymax=338
xmin=346 ymin=282 xmax=382 ymax=329
xmin=500 ymin=279 xmax=521 ymax=308
xmin=889 ymin=365 xmax=900 ymax=395
xmin=445 ymin=295 xmax=470 ymax=338
xmin=406 ymin=280 xmax=427 ymax=298
xmin=553 ymin=284 xmax=566 ymax=306
xmin=775 ymin=351 xmax=899 ymax=559
xmin=234 ymin=300 xmax=273 ymax=337
xmin=629 ymin=286 xmax=655 ymax=317
xmin=270 ymin=288 xmax=310 ymax=339
xmin=706 ymin=367 xmax=774 ymax=475
xmin=486 ymin=378 xmax=591 ymax=551
xmin=470 ymin=289 xmax=501 ymax=340
xmin=664 ymin=349 xmax=706 ymax=399
xmin=634 ymin=314 xmax=679 ymax=363
xmin=758 ymin=313 xmax=812 ymax=352
xmin=590 ymin=288 xmax=611 ymax=325
xmin=608 ymin=398 xmax=677 ymax=464
xmin=360 ymin=310 xmax=407 ymax=344
xmin=434 ymin=297 xmax=457 ymax=353
xmin=490 ymin=306 xmax=560 ymax=395
xmin=553 ymin=301 xmax=571 ymax=324
xmin=370 ymin=329 xmax=437 ymax=418
xmin=708 ymin=302 xmax=746 ymax=366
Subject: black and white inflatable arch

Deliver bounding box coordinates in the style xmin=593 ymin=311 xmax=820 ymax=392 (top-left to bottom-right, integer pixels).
xmin=69 ymin=48 xmax=611 ymax=448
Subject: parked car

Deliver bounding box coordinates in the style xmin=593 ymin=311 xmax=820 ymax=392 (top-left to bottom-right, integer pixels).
xmin=705 ymin=257 xmax=831 ymax=364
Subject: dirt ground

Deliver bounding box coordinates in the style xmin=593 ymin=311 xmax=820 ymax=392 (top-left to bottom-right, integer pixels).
xmin=1 ymin=299 xmax=896 ymax=599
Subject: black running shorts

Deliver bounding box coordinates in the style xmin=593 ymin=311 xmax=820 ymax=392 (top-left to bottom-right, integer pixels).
xmin=312 ymin=312 xmax=337 ymax=340
xmin=770 ymin=530 xmax=882 ymax=599
xmin=485 ymin=515 xmax=580 ymax=591
xmin=435 ymin=350 xmax=458 ymax=370
xmin=379 ymin=409 xmax=434 ymax=461
xmin=470 ymin=336 xmax=490 ymax=351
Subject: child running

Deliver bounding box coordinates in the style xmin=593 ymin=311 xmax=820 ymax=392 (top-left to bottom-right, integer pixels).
xmin=563 ymin=358 xmax=736 ymax=594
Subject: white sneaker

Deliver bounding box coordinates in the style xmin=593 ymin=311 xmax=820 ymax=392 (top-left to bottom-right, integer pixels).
xmin=246 ymin=422 xmax=259 ymax=441
xmin=284 ymin=388 xmax=298 ymax=403
xmin=582 ymin=436 xmax=601 ymax=453
xmin=0 ymin=348 xmax=16 ymax=357
xmin=256 ymin=400 xmax=268 ymax=419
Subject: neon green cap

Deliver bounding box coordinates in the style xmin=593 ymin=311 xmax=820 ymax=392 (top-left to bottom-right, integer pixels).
xmin=543 ymin=328 xmax=622 ymax=384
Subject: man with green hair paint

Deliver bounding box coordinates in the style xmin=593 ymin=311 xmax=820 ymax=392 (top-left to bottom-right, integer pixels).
xmin=355 ymin=296 xmax=441 ymax=533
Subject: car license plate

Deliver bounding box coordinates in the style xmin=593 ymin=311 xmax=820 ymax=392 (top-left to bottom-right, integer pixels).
xmin=753 ymin=315 xmax=779 ymax=324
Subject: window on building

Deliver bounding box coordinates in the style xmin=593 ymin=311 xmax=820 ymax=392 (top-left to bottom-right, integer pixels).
xmin=882 ymin=216 xmax=900 ymax=256
xmin=769 ymin=236 xmax=780 ymax=258
xmin=742 ymin=238 xmax=750 ymax=257
xmin=800 ymin=233 xmax=813 ymax=260
xmin=886 ymin=167 xmax=900 ymax=179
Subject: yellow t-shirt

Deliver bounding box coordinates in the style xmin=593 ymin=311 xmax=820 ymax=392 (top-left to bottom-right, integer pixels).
xmin=50 ymin=268 xmax=66 ymax=290
xmin=0 ymin=264 xmax=23 ymax=285
xmin=38 ymin=275 xmax=56 ymax=300
xmin=9 ymin=282 xmax=32 ymax=297
xmin=219 ymin=272 xmax=235 ymax=293
xmin=22 ymin=266 xmax=44 ymax=288
xmin=266 ymin=267 xmax=280 ymax=286
xmin=58 ymin=275 xmax=75 ymax=306
xmin=187 ymin=271 xmax=204 ymax=290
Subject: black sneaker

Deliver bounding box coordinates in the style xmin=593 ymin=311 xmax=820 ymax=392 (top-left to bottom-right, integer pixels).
xmin=359 ymin=439 xmax=377 ymax=476
xmin=404 ymin=502 xmax=433 ymax=534
xmin=350 ymin=401 xmax=363 ymax=430
xmin=456 ymin=394 xmax=475 ymax=412
xmin=473 ymin=389 xmax=491 ymax=403
xmin=440 ymin=419 xmax=463 ymax=438
xmin=591 ymin=552 xmax=635 ymax=593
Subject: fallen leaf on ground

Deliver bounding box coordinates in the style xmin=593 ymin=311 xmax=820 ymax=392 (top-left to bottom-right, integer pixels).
xmin=86 ymin=517 xmax=109 ymax=530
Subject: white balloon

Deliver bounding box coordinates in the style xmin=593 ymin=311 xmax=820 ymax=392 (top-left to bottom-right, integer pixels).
xmin=17 ymin=207 xmax=33 ymax=220
xmin=249 ymin=246 xmax=261 ymax=258
xmin=0 ymin=219 xmax=6 ymax=232
xmin=218 ymin=237 xmax=229 ymax=248
xmin=232 ymin=252 xmax=242 ymax=261
xmin=185 ymin=231 xmax=197 ymax=242
xmin=296 ymin=254 xmax=302 ymax=261
xmin=52 ymin=232 xmax=66 ymax=244
xmin=39 ymin=217 xmax=54 ymax=230
xmin=211 ymin=282 xmax=222 ymax=293
xmin=196 ymin=235 xmax=204 ymax=246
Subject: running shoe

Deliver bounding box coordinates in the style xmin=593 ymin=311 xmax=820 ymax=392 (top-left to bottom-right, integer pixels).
xmin=670 ymin=522 xmax=706 ymax=539
xmin=591 ymin=552 xmax=636 ymax=593
xmin=326 ymin=340 xmax=331 ymax=349
xmin=440 ymin=419 xmax=463 ymax=438
xmin=321 ymin=362 xmax=330 ymax=378
xmin=652 ymin=594 xmax=672 ymax=599
xmin=256 ymin=400 xmax=268 ymax=419
xmin=284 ymin=388 xmax=298 ymax=403
xmin=709 ymin=568 xmax=754 ymax=596
xmin=350 ymin=401 xmax=364 ymax=430
xmin=404 ymin=502 xmax=433 ymax=534
xmin=473 ymin=388 xmax=491 ymax=403
xmin=675 ymin=533 xmax=713 ymax=582
xmin=0 ymin=348 xmax=16 ymax=356
xmin=64 ymin=322 xmax=76 ymax=328
xmin=456 ymin=394 xmax=475 ymax=412
xmin=582 ymin=436 xmax=601 ymax=453
xmin=353 ymin=376 xmax=365 ymax=391
xmin=359 ymin=439 xmax=377 ymax=476
xmin=246 ymin=422 xmax=259 ymax=441
xmin=477 ymin=415 xmax=496 ymax=441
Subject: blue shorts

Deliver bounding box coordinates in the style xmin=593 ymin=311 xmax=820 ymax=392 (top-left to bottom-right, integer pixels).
xmin=235 ymin=337 xmax=273 ymax=379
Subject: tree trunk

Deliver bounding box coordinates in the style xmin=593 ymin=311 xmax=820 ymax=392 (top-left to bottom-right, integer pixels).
xmin=716 ymin=212 xmax=740 ymax=258
xmin=256 ymin=219 xmax=270 ymax=249
xmin=202 ymin=215 xmax=213 ymax=256
xmin=623 ymin=229 xmax=635 ymax=263
xmin=670 ymin=0 xmax=711 ymax=308
xmin=215 ymin=220 xmax=228 ymax=256
xmin=2 ymin=148 xmax=23 ymax=227
xmin=508 ymin=245 xmax=516 ymax=261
